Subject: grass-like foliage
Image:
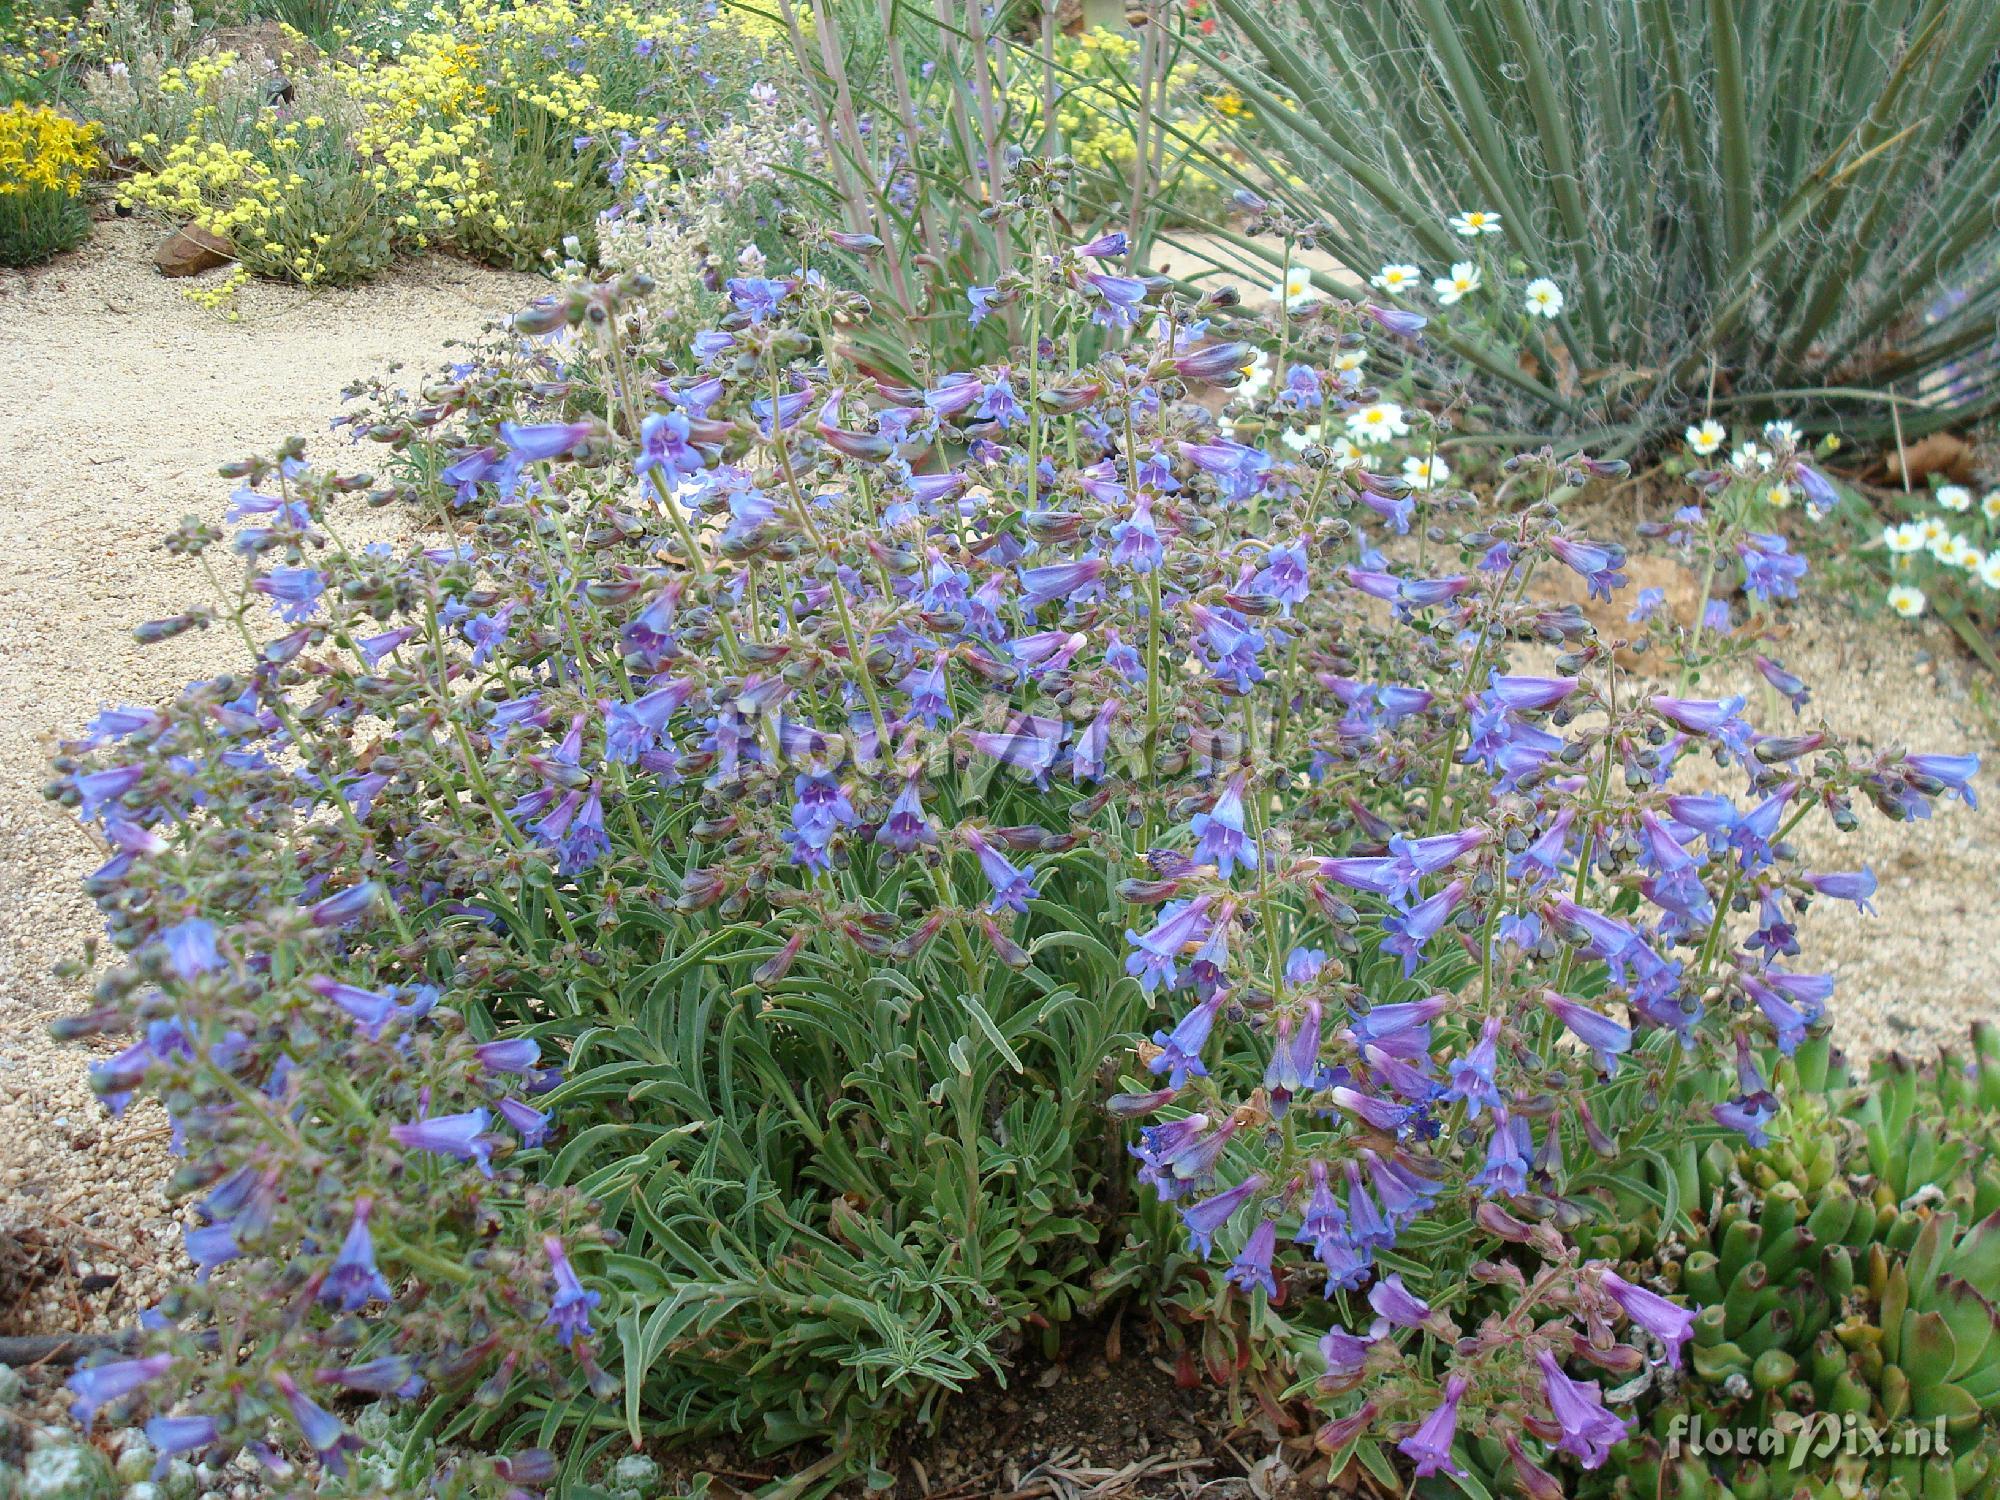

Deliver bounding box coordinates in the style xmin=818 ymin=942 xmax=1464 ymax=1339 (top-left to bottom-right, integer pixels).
xmin=1186 ymin=0 xmax=2000 ymax=448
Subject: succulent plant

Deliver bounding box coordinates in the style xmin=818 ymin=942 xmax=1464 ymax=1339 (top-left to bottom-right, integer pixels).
xmin=1599 ymin=1028 xmax=2000 ymax=1498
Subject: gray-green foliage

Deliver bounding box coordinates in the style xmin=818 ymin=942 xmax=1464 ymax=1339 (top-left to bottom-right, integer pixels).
xmin=1186 ymin=0 xmax=2000 ymax=446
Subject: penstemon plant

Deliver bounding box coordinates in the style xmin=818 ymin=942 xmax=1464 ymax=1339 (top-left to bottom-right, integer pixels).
xmin=47 ymin=167 xmax=1977 ymax=1496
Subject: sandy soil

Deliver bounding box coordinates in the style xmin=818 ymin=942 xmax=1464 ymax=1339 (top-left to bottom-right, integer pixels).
xmin=0 ymin=215 xmax=1994 ymax=1455
xmin=0 ymin=215 xmax=540 ymax=1346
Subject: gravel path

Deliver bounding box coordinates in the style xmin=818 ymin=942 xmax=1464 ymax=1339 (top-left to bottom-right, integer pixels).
xmin=0 ymin=216 xmax=1994 ymax=1362
xmin=0 ymin=217 xmax=537 ymax=1348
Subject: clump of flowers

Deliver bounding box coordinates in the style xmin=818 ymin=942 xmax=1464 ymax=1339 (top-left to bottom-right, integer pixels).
xmin=0 ymin=101 xmax=98 ymax=265
xmin=48 ymin=165 xmax=1976 ymax=1494
xmin=1874 ymin=476 xmax=2000 ymax=644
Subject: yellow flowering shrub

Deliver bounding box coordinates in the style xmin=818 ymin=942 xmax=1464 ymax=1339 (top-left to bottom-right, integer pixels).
xmin=0 ymin=102 xmax=99 ymax=265
xmin=88 ymin=0 xmax=769 ymax=285
xmin=1010 ymin=27 xmax=1229 ymax=223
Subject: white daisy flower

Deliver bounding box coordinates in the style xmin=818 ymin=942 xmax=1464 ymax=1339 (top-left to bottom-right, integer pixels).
xmin=1268 ymin=265 xmax=1319 ymax=310
xmin=1765 ymin=482 xmax=1794 ymax=509
xmin=1942 ymin=535 xmax=1982 ymax=570
xmin=1685 ymin=419 xmax=1727 ymax=457
xmin=1280 ymin=421 xmax=1324 ymax=454
xmin=1981 ymin=491 xmax=2000 ymax=522
xmin=1730 ymin=442 xmax=1772 ymax=473
xmin=1937 ymin=484 xmax=1973 ymax=512
xmin=1239 ymin=349 xmax=1274 ymax=398
xmin=1980 ymin=553 xmax=2000 ymax=589
xmin=1761 ymin=419 xmax=1802 ymax=449
xmin=1915 ymin=516 xmax=1950 ymax=556
xmin=1402 ymin=454 xmax=1451 ymax=491
xmin=1433 ymin=261 xmax=1482 ymax=306
xmin=1522 ymin=278 xmax=1564 ymax=319
xmin=1345 ymin=402 xmax=1409 ymax=443
xmin=1332 ymin=348 xmax=1368 ymax=376
xmin=1370 ymin=264 xmax=1421 ymax=294
xmin=1887 ymin=584 xmax=1927 ymax=618
xmin=1449 ymin=209 xmax=1501 ymax=238
xmin=1884 ymin=523 xmax=1925 ymax=555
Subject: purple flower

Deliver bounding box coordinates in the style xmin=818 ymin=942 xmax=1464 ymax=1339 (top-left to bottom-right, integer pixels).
xmin=1907 ymin=752 xmax=1979 ymax=808
xmin=1397 ymin=1375 xmax=1467 ymax=1477
xmin=1599 ymin=1269 xmax=1696 ymax=1369
xmin=725 ymin=275 xmax=792 ymax=322
xmin=1109 ymin=496 xmax=1164 ymax=573
xmin=1148 ymin=988 xmax=1223 ymax=1086
xmin=1543 ymin=993 xmax=1632 ymax=1074
xmin=1534 ymin=1350 xmax=1630 ymax=1468
xmin=316 ymin=1357 xmax=425 ymax=1399
xmin=637 ymin=410 xmax=698 ymax=484
xmin=1381 ymin=880 xmax=1465 ymax=977
xmin=498 ymin=1095 xmax=553 ymax=1146
xmin=1366 ymin=303 xmax=1428 ymax=337
xmin=543 ymin=1235 xmax=602 ymax=1347
xmin=1547 ymin=536 xmax=1626 ymax=600
xmin=963 ymin=827 xmax=1039 ymax=913
xmin=321 ymin=1198 xmax=395 ymax=1311
xmin=966 ymin=284 xmax=999 ymax=326
xmin=1226 ymin=1219 xmax=1279 ymax=1297
xmin=272 ymin=1371 xmax=364 ymax=1476
xmin=1191 ymin=775 xmax=1258 ymax=877
xmin=68 ymin=1353 xmax=174 ymax=1431
xmin=1753 ymin=654 xmax=1809 ymax=712
xmin=389 ymin=1107 xmax=494 ymax=1177
xmin=1084 ymin=271 xmax=1149 ymax=328
xmin=1128 ymin=897 xmax=1216 ymax=995
xmin=1713 ymin=1090 xmax=1779 ymax=1145
xmin=475 ymin=1037 xmax=542 ymax=1074
xmin=499 ymin=420 xmax=594 ymax=462
xmin=306 ymin=882 xmax=382 ymax=928
xmin=1738 ymin=532 xmax=1807 ymax=602
xmin=1444 ymin=1016 xmax=1503 ymax=1117
xmin=1807 ymin=868 xmax=1876 ymax=913
xmin=1627 ymin=587 xmax=1665 ymax=623
xmin=252 ymin=566 xmax=325 ymax=623
xmin=1018 ymin=559 xmax=1106 ymax=611
xmin=1366 ymin=1271 xmax=1431 ymax=1329
xmin=157 ymin=918 xmax=221 ymax=980
xmin=1180 ymin=1174 xmax=1264 ymax=1256
xmin=145 ymin=1415 xmax=220 ymax=1470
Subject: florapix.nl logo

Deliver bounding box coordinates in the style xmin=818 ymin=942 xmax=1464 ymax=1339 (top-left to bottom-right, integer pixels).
xmin=1667 ymin=1412 xmax=1954 ymax=1468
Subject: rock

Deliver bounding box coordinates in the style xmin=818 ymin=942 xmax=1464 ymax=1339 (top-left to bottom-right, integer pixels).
xmin=156 ymin=1464 xmax=193 ymax=1500
xmin=122 ymin=1486 xmax=161 ymax=1500
xmin=21 ymin=1444 xmax=114 ymax=1500
xmin=153 ymin=226 xmax=231 ymax=279
xmin=112 ymin=1443 xmax=152 ymax=1486
xmin=0 ymin=1365 xmax=19 ymax=1406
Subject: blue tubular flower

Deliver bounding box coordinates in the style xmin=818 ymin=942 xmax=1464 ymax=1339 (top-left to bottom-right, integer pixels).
xmin=1250 ymin=540 xmax=1309 ymax=614
xmin=1737 ymin=532 xmax=1807 ymax=602
xmin=1128 ymin=1112 xmax=1217 ymax=1200
xmin=389 ymin=1108 xmax=494 ymax=1177
xmin=1127 ymin=897 xmax=1215 ymax=995
xmin=1264 ymin=1001 xmax=1322 ymax=1110
xmin=967 ymin=716 xmax=1064 ymax=786
xmin=1147 ymin=989 xmax=1224 ymax=1086
xmin=962 ymin=828 xmax=1039 ymax=914
xmin=321 ymin=1198 xmax=394 ymax=1312
xmin=315 ymin=1357 xmax=425 ymax=1399
xmin=1109 ymin=496 xmax=1163 ymax=573
xmin=1071 ymin=699 xmax=1119 ymax=783
xmin=1182 ymin=440 xmax=1272 ymax=502
xmin=636 ymin=410 xmax=697 ymax=483
xmin=305 ymin=882 xmax=382 ymax=928
xmin=1226 ymin=1219 xmax=1279 ymax=1298
xmin=1636 ymin=811 xmax=1711 ymax=922
xmin=1547 ymin=535 xmax=1627 ymax=600
xmin=1179 ymin=1173 xmax=1264 ymax=1257
xmin=1753 ymin=654 xmax=1810 ymax=712
xmin=1509 ymin=807 xmax=1576 ymax=886
xmin=1380 ymin=880 xmax=1465 ymax=977
xmin=1084 ymin=271 xmax=1148 ymax=328
xmin=1473 ymin=1115 xmax=1532 ymax=1196
xmin=145 ymin=1416 xmax=220 ymax=1472
xmin=1542 ymin=993 xmax=1632 ymax=1074
xmin=1714 ymin=1090 xmax=1779 ymax=1145
xmin=498 ymin=1095 xmax=552 ymax=1147
xmin=543 ymin=1236 xmax=602 ymax=1347
xmin=1398 ymin=1375 xmax=1468 ymax=1478
xmin=1191 ymin=775 xmax=1257 ymax=877
xmin=724 ymin=275 xmax=792 ymax=322
xmin=1907 ymin=752 xmax=1980 ymax=808
xmin=1599 ymin=1269 xmax=1696 ymax=1369
xmin=75 ymin=764 xmax=143 ymax=820
xmin=1444 ymin=1016 xmax=1503 ymax=1118
xmin=876 ymin=775 xmax=937 ymax=853
xmin=896 ymin=654 xmax=953 ymax=728
xmin=305 ymin=976 xmax=399 ymax=1039
xmin=1366 ymin=1271 xmax=1431 ymax=1328
xmin=965 ymin=284 xmax=998 ymax=326
xmin=1188 ymin=603 xmax=1265 ymax=692
xmin=475 ymin=1038 xmax=542 ymax=1075
xmin=184 ymin=1222 xmax=239 ymax=1281
xmin=252 ymin=566 xmax=325 ymax=623
xmin=1534 ymin=1351 xmax=1631 ymax=1468
xmin=498 ymin=420 xmax=594 ymax=462
xmin=272 ymin=1372 xmax=363 ymax=1477
xmin=1807 ymin=868 xmax=1877 ymax=913
xmin=68 ymin=1353 xmax=173 ymax=1432
xmin=158 ymin=917 xmax=221 ymax=980
xmin=1018 ymin=558 xmax=1106 ymax=611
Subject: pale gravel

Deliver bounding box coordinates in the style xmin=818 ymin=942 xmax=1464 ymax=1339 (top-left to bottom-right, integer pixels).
xmin=0 ymin=217 xmax=1995 ymax=1363
xmin=0 ymin=216 xmax=538 ymax=1349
